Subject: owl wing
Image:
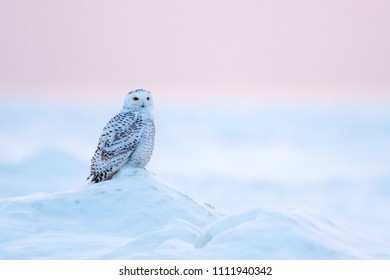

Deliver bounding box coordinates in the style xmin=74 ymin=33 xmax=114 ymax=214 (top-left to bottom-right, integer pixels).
xmin=89 ymin=110 xmax=143 ymax=183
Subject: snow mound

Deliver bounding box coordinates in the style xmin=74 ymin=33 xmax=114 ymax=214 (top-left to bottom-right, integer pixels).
xmin=191 ymin=208 xmax=390 ymax=259
xmin=0 ymin=168 xmax=389 ymax=259
xmin=0 ymin=168 xmax=219 ymax=259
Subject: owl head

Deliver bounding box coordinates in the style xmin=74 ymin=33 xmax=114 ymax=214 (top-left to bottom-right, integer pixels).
xmin=123 ymin=89 xmax=154 ymax=110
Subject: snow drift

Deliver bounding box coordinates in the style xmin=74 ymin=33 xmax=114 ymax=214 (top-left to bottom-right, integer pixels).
xmin=0 ymin=168 xmax=389 ymax=260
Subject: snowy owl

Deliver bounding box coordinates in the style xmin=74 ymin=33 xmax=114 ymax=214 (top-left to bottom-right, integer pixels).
xmin=88 ymin=89 xmax=155 ymax=183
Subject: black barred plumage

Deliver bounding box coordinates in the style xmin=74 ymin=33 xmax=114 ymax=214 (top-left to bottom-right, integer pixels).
xmin=88 ymin=89 xmax=155 ymax=184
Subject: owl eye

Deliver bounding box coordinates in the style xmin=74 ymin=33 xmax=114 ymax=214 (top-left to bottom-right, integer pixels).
xmin=146 ymin=97 xmax=150 ymax=101
xmin=133 ymin=97 xmax=139 ymax=101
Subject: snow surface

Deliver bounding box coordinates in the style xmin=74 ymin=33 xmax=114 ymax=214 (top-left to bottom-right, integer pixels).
xmin=1 ymin=167 xmax=389 ymax=259
xmin=1 ymin=99 xmax=390 ymax=259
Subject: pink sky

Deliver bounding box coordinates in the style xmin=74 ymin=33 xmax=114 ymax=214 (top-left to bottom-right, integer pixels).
xmin=0 ymin=0 xmax=389 ymax=102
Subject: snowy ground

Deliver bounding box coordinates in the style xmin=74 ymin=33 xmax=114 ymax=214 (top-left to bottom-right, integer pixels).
xmin=1 ymin=97 xmax=390 ymax=259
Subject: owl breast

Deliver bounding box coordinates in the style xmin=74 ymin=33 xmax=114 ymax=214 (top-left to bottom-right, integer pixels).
xmin=127 ymin=117 xmax=155 ymax=168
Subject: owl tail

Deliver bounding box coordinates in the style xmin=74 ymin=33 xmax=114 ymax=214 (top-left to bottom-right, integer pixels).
xmin=86 ymin=173 xmax=100 ymax=184
xmin=87 ymin=172 xmax=109 ymax=184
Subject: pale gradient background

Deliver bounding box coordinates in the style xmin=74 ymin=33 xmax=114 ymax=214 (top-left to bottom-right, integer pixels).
xmin=1 ymin=1 xmax=390 ymax=256
xmin=0 ymin=0 xmax=389 ymax=103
